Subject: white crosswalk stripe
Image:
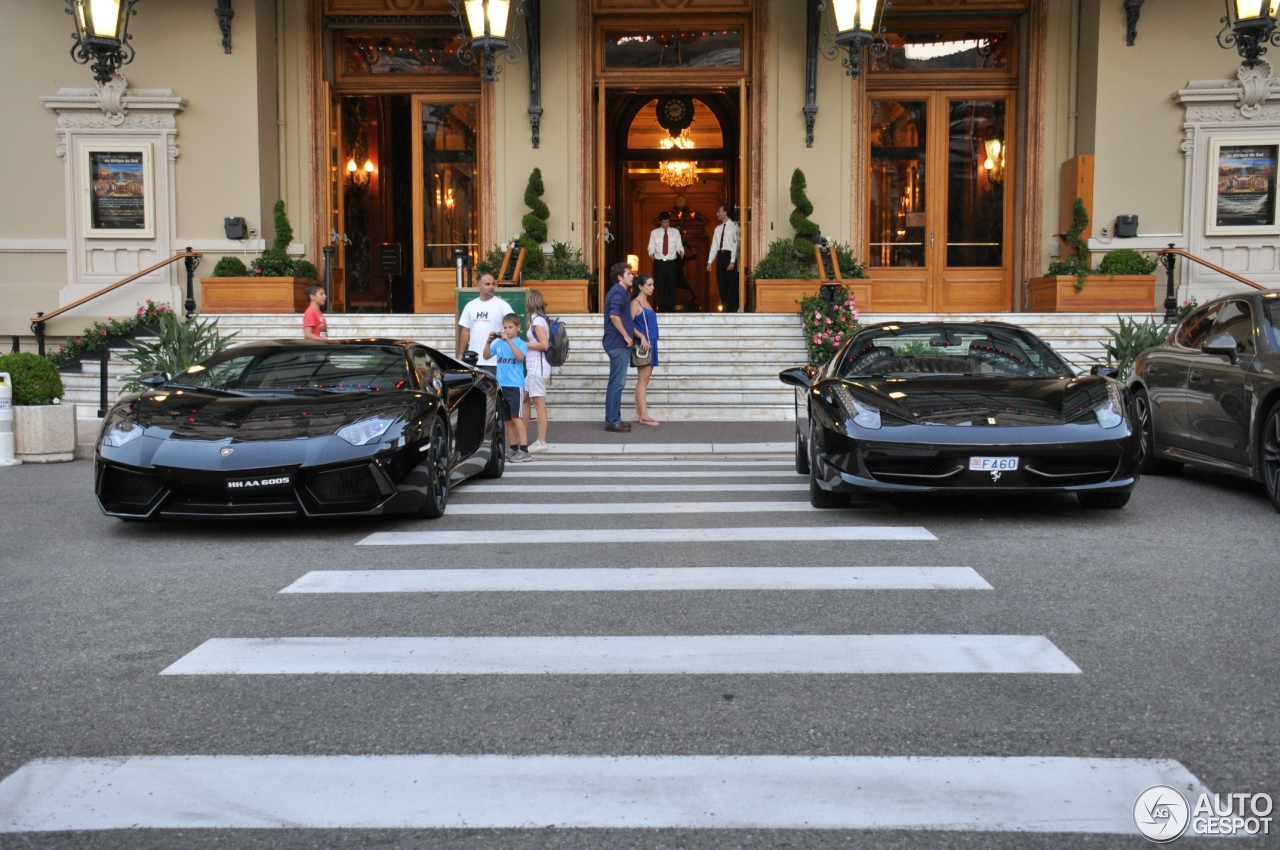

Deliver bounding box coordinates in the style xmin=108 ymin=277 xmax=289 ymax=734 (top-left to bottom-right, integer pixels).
xmin=280 ymin=566 xmax=992 ymax=593
xmin=510 ymin=459 xmax=795 ymax=468
xmin=447 ymin=500 xmax=838 ymax=514
xmin=0 ymin=755 xmax=1210 ymax=833
xmin=498 ymin=469 xmax=802 ymax=478
xmin=358 ymin=526 xmax=937 ymax=545
xmin=457 ymin=482 xmax=809 ymax=492
xmin=161 ymin=635 xmax=1079 ymax=675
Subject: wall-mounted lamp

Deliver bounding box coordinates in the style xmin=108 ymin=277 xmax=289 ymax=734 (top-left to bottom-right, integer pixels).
xmin=347 ymin=158 xmax=375 ymax=187
xmin=65 ymin=0 xmax=138 ymax=85
xmin=983 ymin=138 xmax=1005 ymax=185
xmin=1218 ymin=0 xmax=1280 ymax=68
xmin=626 ymin=253 xmax=640 ymax=272
xmin=446 ymin=0 xmax=525 ymax=83
xmin=818 ymin=0 xmax=889 ymax=79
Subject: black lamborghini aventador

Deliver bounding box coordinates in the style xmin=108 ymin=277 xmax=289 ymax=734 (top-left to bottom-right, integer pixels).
xmin=781 ymin=322 xmax=1143 ymax=509
xmin=94 ymin=339 xmax=505 ymax=520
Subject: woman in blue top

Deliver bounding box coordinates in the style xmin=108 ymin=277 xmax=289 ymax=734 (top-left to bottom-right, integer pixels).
xmin=630 ymin=274 xmax=660 ymax=427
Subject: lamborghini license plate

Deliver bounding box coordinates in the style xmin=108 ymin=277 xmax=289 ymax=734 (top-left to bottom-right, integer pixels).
xmin=226 ymin=474 xmax=292 ymax=492
xmin=969 ymin=456 xmax=1019 ymax=472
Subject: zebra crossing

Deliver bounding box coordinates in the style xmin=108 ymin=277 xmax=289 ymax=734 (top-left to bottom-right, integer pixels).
xmin=0 ymin=453 xmax=1213 ymax=838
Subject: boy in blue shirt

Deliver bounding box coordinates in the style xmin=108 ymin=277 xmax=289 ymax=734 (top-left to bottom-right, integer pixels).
xmin=483 ymin=313 xmax=530 ymax=462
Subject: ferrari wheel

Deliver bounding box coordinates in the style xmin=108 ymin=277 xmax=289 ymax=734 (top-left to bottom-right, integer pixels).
xmin=1077 ymin=491 xmax=1130 ymax=509
xmin=418 ymin=419 xmax=450 ymax=519
xmin=479 ymin=415 xmax=505 ymax=479
xmin=1260 ymin=403 xmax=1280 ymax=513
xmin=808 ymin=423 xmax=848 ymax=508
xmin=795 ymin=428 xmax=810 ymax=475
xmin=1134 ymin=388 xmax=1182 ymax=475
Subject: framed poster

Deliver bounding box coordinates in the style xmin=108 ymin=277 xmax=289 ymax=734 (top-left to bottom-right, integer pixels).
xmin=1206 ymin=137 xmax=1280 ymax=235
xmin=82 ymin=143 xmax=154 ymax=238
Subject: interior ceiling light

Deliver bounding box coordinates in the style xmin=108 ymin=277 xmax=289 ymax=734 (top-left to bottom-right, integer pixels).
xmin=659 ymin=129 xmax=698 ymax=189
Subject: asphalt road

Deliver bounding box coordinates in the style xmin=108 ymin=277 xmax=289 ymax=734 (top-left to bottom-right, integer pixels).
xmin=0 ymin=448 xmax=1277 ymax=849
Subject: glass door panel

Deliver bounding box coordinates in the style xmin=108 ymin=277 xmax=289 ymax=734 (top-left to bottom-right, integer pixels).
xmin=946 ymin=99 xmax=1006 ymax=267
xmin=869 ymin=100 xmax=928 ymax=268
xmin=420 ymin=101 xmax=478 ymax=268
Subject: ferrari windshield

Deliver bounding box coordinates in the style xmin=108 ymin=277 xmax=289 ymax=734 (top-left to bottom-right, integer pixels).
xmin=169 ymin=345 xmax=413 ymax=393
xmin=835 ymin=324 xmax=1074 ymax=380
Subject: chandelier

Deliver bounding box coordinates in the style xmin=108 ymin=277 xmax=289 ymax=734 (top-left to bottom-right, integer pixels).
xmin=659 ymin=130 xmax=698 ymax=189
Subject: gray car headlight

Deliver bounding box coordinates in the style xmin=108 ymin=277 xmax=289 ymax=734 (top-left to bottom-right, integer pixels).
xmin=1093 ymin=384 xmax=1125 ymax=429
xmin=833 ymin=385 xmax=882 ymax=430
xmin=336 ymin=416 xmax=396 ymax=446
xmin=101 ymin=414 xmax=144 ymax=448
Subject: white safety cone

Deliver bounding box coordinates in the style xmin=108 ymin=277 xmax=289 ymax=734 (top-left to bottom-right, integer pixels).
xmin=0 ymin=372 xmax=22 ymax=466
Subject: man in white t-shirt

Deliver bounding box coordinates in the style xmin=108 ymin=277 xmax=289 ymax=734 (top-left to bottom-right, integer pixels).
xmin=457 ymin=273 xmax=514 ymax=377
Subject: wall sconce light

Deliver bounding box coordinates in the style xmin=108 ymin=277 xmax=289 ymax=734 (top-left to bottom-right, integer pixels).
xmin=1218 ymin=0 xmax=1280 ymax=69
xmin=347 ymin=158 xmax=374 ymax=187
xmin=65 ymin=0 xmax=139 ymax=85
xmin=819 ymin=0 xmax=889 ymax=79
xmin=626 ymin=254 xmax=640 ymax=272
xmin=983 ymin=138 xmax=1005 ymax=185
xmin=446 ymin=0 xmax=525 ymax=83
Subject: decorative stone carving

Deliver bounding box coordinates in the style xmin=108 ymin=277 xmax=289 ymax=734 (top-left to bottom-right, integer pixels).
xmin=1236 ymin=60 xmax=1278 ymax=118
xmin=96 ymin=73 xmax=129 ymax=125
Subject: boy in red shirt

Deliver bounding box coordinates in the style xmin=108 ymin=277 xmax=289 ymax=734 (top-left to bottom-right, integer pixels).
xmin=303 ymin=283 xmax=329 ymax=341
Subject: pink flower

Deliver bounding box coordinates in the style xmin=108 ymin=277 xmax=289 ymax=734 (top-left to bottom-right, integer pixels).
xmin=812 ymin=335 xmax=821 ymax=344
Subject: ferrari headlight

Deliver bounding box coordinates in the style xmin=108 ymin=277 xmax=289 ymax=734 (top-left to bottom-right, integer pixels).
xmin=1094 ymin=384 xmax=1125 ymax=429
xmin=336 ymin=416 xmax=396 ymax=446
xmin=833 ymin=385 xmax=882 ymax=430
xmin=101 ymin=414 xmax=144 ymax=448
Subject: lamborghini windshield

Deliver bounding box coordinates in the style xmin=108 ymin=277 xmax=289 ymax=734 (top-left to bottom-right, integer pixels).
xmin=169 ymin=345 xmax=413 ymax=393
xmin=835 ymin=324 xmax=1074 ymax=380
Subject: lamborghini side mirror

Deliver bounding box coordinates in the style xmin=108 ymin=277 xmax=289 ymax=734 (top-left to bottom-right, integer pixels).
xmin=139 ymin=371 xmax=169 ymax=388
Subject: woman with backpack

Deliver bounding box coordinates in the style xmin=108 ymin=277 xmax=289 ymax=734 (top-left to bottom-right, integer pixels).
xmin=522 ymin=289 xmax=553 ymax=452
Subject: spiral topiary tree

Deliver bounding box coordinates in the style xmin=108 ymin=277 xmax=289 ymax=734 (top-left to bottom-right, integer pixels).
xmin=519 ymin=167 xmax=549 ymax=274
xmin=789 ymin=168 xmax=820 ymax=256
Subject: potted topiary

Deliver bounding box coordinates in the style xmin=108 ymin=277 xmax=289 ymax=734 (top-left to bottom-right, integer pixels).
xmin=1027 ymin=200 xmax=1158 ymax=311
xmin=518 ymin=168 xmax=549 ymax=278
xmin=0 ymin=353 xmax=74 ymax=462
xmin=201 ymin=200 xmax=320 ymax=313
xmin=753 ymin=238 xmax=870 ymax=313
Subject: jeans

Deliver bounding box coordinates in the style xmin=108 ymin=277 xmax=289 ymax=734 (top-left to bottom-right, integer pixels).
xmin=605 ymin=347 xmax=630 ymax=425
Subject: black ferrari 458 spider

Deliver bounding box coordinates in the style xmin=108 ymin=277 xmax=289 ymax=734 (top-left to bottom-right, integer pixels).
xmin=781 ymin=321 xmax=1142 ymax=509
xmin=94 ymin=339 xmax=505 ymax=520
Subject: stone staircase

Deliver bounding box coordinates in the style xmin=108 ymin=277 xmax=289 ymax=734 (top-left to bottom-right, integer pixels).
xmin=60 ymin=312 xmax=1159 ymax=431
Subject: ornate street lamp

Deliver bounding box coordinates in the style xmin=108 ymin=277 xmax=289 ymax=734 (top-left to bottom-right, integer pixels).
xmin=822 ymin=0 xmax=889 ymax=78
xmin=447 ymin=0 xmax=523 ymax=83
xmin=1218 ymin=0 xmax=1280 ymax=68
xmin=66 ymin=0 xmax=138 ymax=85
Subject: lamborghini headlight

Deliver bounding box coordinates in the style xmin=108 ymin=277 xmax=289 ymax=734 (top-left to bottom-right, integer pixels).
xmin=336 ymin=416 xmax=396 ymax=446
xmin=833 ymin=384 xmax=882 ymax=430
xmin=1094 ymin=384 xmax=1125 ymax=429
xmin=101 ymin=413 xmax=144 ymax=448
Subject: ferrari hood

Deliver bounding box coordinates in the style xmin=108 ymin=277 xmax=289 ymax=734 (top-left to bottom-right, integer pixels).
xmin=123 ymin=389 xmax=421 ymax=441
xmin=840 ymin=376 xmax=1112 ymax=426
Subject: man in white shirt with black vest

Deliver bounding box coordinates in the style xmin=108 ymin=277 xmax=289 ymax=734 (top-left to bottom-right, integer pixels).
xmin=707 ymin=204 xmax=741 ymax=312
xmin=647 ymin=211 xmax=684 ymax=312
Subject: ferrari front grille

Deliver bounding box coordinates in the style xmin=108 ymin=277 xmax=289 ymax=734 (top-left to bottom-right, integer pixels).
xmin=865 ymin=457 xmax=965 ymax=480
xmin=1025 ymin=456 xmax=1118 ymax=479
xmin=307 ymin=464 xmax=383 ymax=504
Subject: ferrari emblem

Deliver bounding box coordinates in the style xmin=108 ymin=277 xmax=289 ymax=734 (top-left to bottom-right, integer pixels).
xmin=220 ymin=447 xmax=234 ymax=457
xmin=990 ymin=470 xmax=1002 ymax=482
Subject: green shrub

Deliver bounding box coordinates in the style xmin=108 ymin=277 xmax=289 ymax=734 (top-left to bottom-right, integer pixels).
xmin=244 ymin=200 xmax=318 ymax=279
xmin=1103 ymin=315 xmax=1171 ymax=380
xmin=0 ymin=353 xmax=64 ymax=405
xmin=293 ymin=259 xmax=320 ymax=281
xmin=830 ymin=241 xmax=868 ymax=279
xmin=120 ymin=311 xmax=238 ymax=392
xmin=271 ymin=199 xmax=293 ymax=254
xmin=789 ymin=168 xmax=820 ymax=256
xmin=519 ymin=168 xmax=549 ymax=275
xmin=212 ymin=255 xmax=249 ymax=277
xmin=475 ymin=245 xmax=508 ymax=280
xmin=752 ymin=239 xmax=813 ymax=280
xmin=1097 ymin=248 xmax=1157 ymax=276
xmin=1056 ymin=198 xmax=1093 ymax=292
xmin=543 ymin=242 xmax=590 ymax=280
xmin=47 ymin=300 xmax=172 ymax=366
xmin=799 ymin=286 xmax=860 ymax=365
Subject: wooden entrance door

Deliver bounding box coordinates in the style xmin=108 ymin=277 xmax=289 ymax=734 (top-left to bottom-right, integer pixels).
xmin=866 ymin=92 xmax=1014 ymax=313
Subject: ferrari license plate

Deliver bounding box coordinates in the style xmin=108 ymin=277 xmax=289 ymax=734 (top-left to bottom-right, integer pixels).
xmin=226 ymin=474 xmax=292 ymax=492
xmin=969 ymin=456 xmax=1019 ymax=472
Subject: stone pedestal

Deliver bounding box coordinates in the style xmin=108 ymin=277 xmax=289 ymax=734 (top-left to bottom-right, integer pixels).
xmin=15 ymin=405 xmax=77 ymax=463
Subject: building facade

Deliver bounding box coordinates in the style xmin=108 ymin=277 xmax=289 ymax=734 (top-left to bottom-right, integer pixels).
xmin=1 ymin=0 xmax=1274 ymax=338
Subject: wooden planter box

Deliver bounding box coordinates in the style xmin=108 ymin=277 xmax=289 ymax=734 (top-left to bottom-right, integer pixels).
xmin=14 ymin=404 xmax=75 ymax=463
xmin=200 ymin=277 xmax=310 ymax=314
xmin=1027 ymin=275 xmax=1157 ymax=312
xmin=524 ymin=279 xmax=590 ymax=313
xmin=753 ymin=279 xmax=873 ymax=313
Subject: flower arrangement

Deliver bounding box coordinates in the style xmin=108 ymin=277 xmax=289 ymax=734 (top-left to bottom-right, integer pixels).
xmin=799 ymin=286 xmax=860 ymax=365
xmin=46 ymin=300 xmax=171 ymax=365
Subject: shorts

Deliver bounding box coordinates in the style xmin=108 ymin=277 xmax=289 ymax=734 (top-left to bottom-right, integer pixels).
xmin=500 ymin=386 xmax=523 ymax=419
xmin=524 ymin=358 xmax=551 ymax=398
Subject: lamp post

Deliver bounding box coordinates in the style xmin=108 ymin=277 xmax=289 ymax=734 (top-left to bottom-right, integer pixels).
xmin=1218 ymin=0 xmax=1280 ymax=68
xmin=65 ymin=0 xmax=138 ymax=85
xmin=448 ymin=0 xmax=521 ymax=83
xmin=823 ymin=0 xmax=888 ymax=78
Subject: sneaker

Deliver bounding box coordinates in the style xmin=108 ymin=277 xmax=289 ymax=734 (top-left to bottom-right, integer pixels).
xmin=517 ymin=450 xmax=532 ymax=463
xmin=528 ymin=440 xmax=549 ymax=453
xmin=505 ymin=448 xmax=519 ymax=462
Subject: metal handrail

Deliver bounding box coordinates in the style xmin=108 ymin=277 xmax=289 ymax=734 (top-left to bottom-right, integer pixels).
xmin=28 ymin=248 xmax=202 ymax=356
xmin=1154 ymin=245 xmax=1268 ymax=323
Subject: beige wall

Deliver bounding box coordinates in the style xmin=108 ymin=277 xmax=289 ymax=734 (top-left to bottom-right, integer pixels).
xmin=766 ymin=0 xmax=853 ymax=258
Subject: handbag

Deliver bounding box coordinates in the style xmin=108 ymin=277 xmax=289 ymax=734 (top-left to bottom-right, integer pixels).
xmin=630 ymin=310 xmax=653 ymax=367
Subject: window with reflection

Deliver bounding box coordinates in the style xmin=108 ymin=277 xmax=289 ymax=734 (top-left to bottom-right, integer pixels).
xmin=947 ymin=100 xmax=1006 ymax=267
xmin=873 ymin=32 xmax=1010 ymax=72
xmin=421 ymin=103 xmax=478 ymax=268
xmin=869 ymin=101 xmax=927 ymax=268
xmin=340 ymin=33 xmax=469 ymax=76
xmin=603 ymin=29 xmax=742 ymax=69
